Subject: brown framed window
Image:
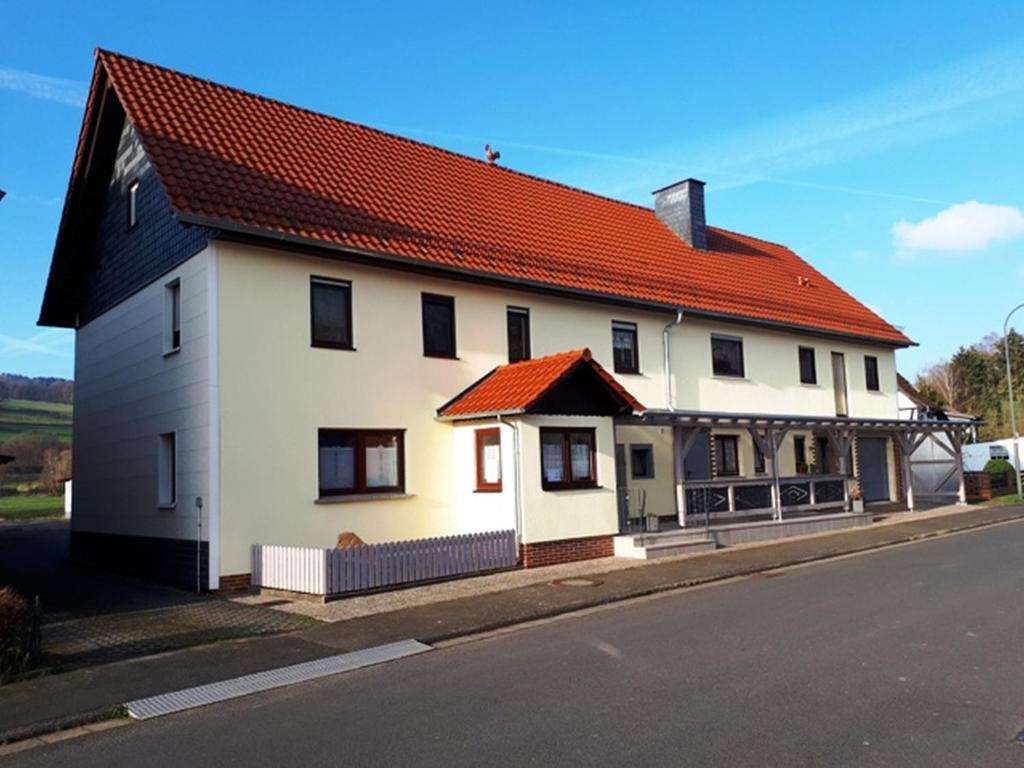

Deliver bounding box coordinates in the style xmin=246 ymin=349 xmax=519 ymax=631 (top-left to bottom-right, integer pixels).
xmin=311 ymin=277 xmax=353 ymax=349
xmin=711 ymin=334 xmax=744 ymax=377
xmin=422 ymin=293 xmax=456 ymax=358
xmin=475 ymin=428 xmax=502 ymax=492
xmin=798 ymin=346 xmax=817 ymax=384
xmin=753 ymin=441 xmax=766 ymax=474
xmin=612 ymin=321 xmax=639 ymax=373
xmin=507 ymin=307 xmax=531 ymax=363
xmin=865 ymin=355 xmax=880 ymax=391
xmin=714 ymin=435 xmax=739 ymax=477
xmin=318 ymin=428 xmax=405 ymax=497
xmin=540 ymin=428 xmax=597 ymax=490
xmin=794 ymin=436 xmax=809 ymax=474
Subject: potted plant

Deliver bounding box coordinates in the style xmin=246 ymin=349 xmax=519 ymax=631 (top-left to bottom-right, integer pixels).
xmin=850 ymin=487 xmax=865 ymax=513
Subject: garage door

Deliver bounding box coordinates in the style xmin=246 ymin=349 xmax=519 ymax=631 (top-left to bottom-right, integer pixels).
xmin=859 ymin=438 xmax=890 ymax=502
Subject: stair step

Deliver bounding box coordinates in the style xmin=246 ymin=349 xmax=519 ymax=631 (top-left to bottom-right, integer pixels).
xmin=613 ymin=534 xmax=717 ymax=560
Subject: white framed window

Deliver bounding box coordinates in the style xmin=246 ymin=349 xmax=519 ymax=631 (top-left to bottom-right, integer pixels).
xmin=127 ymin=179 xmax=140 ymax=229
xmin=158 ymin=432 xmax=177 ymax=507
xmin=164 ymin=279 xmax=181 ymax=354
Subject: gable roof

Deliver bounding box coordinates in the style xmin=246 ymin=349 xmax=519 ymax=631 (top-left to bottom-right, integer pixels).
xmin=42 ymin=50 xmax=912 ymax=347
xmin=438 ymin=348 xmax=644 ymax=420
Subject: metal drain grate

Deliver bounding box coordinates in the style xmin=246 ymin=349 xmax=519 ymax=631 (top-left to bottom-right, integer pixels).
xmin=125 ymin=639 xmax=431 ymax=719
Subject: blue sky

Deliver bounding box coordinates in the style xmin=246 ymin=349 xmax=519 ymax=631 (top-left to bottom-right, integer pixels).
xmin=2 ymin=1 xmax=1024 ymax=380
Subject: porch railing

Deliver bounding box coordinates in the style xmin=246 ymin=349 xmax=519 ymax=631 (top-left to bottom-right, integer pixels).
xmin=684 ymin=474 xmax=848 ymax=524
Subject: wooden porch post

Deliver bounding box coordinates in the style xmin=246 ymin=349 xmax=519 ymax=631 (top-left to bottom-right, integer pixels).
xmin=826 ymin=427 xmax=856 ymax=512
xmin=951 ymin=428 xmax=967 ymax=505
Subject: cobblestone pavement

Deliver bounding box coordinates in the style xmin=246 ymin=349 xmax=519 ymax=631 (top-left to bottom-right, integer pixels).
xmin=42 ymin=600 xmax=317 ymax=667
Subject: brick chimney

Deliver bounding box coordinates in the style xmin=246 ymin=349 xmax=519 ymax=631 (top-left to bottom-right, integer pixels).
xmin=653 ymin=178 xmax=707 ymax=250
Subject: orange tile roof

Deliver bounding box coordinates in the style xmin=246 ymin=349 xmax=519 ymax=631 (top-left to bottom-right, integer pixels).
xmin=438 ymin=348 xmax=644 ymax=419
xmin=77 ymin=50 xmax=910 ymax=345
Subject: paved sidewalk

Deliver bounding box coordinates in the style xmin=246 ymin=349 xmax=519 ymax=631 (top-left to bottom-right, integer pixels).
xmin=2 ymin=502 xmax=1022 ymax=744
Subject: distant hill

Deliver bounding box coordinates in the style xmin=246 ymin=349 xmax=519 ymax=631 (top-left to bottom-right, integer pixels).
xmin=0 ymin=399 xmax=72 ymax=444
xmin=0 ymin=373 xmax=73 ymax=405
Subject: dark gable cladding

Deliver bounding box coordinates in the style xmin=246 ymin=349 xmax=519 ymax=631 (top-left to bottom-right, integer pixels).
xmin=78 ymin=121 xmax=211 ymax=324
xmin=38 ymin=69 xmax=212 ymax=329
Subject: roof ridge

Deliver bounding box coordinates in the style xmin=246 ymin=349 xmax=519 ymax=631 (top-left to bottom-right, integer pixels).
xmin=95 ymin=49 xmax=660 ymax=218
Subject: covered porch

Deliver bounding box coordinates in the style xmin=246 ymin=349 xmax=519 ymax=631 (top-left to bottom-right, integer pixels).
xmin=616 ymin=409 xmax=980 ymax=532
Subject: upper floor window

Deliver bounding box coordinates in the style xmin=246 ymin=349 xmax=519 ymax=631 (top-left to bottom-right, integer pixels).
xmin=310 ymin=277 xmax=353 ymax=349
xmin=798 ymin=346 xmax=817 ymax=384
xmin=865 ymin=355 xmax=880 ymax=391
xmin=164 ymin=279 xmax=181 ymax=354
xmin=540 ymin=428 xmax=597 ymax=490
xmin=318 ymin=428 xmax=405 ymax=497
xmin=127 ymin=179 xmax=140 ymax=230
xmin=422 ymin=293 xmax=456 ymax=358
xmin=476 ymin=428 xmax=502 ymax=492
xmin=507 ymin=306 xmax=531 ymax=363
xmin=612 ymin=321 xmax=639 ymax=374
xmin=713 ymin=435 xmax=739 ymax=477
xmin=711 ymin=334 xmax=744 ymax=377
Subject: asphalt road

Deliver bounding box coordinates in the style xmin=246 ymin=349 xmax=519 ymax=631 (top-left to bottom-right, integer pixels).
xmin=12 ymin=521 xmax=1024 ymax=767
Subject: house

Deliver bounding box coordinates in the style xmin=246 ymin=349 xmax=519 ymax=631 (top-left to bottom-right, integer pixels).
xmin=39 ymin=50 xmax=975 ymax=590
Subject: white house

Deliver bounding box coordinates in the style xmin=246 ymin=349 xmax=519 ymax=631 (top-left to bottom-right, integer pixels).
xmin=38 ymin=51 xmax=974 ymax=591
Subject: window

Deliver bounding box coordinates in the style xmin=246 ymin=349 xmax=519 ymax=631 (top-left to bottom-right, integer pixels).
xmin=475 ymin=428 xmax=502 ymax=492
xmin=507 ymin=307 xmax=531 ymax=363
xmin=753 ymin=441 xmax=766 ymax=474
xmin=158 ymin=432 xmax=176 ymax=507
xmin=794 ymin=436 xmax=808 ymax=474
xmin=164 ymin=279 xmax=181 ymax=353
xmin=127 ymin=179 xmax=140 ymax=229
xmin=310 ymin=277 xmax=353 ymax=349
xmin=831 ymin=352 xmax=848 ymax=416
xmin=798 ymin=346 xmax=817 ymax=384
xmin=630 ymin=444 xmax=654 ymax=479
xmin=714 ymin=435 xmax=739 ymax=477
xmin=711 ymin=335 xmax=744 ymax=377
xmin=540 ymin=428 xmax=597 ymax=490
xmin=865 ymin=355 xmax=880 ymax=392
xmin=612 ymin=321 xmax=639 ymax=374
xmin=815 ymin=437 xmax=835 ymax=474
xmin=422 ymin=293 xmax=456 ymax=358
xmin=318 ymin=429 xmax=405 ymax=497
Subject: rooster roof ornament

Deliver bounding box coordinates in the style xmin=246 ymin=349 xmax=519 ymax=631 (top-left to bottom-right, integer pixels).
xmin=485 ymin=144 xmax=501 ymax=165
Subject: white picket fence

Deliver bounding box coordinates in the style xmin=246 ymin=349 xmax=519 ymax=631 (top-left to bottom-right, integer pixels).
xmin=251 ymin=530 xmax=518 ymax=596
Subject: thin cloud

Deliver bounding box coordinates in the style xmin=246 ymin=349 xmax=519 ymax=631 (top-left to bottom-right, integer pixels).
xmin=0 ymin=66 xmax=87 ymax=107
xmin=893 ymin=201 xmax=1024 ymax=255
xmin=0 ymin=330 xmax=73 ymax=359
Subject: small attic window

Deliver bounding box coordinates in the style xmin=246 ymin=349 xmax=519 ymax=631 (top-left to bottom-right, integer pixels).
xmin=127 ymin=179 xmax=140 ymax=229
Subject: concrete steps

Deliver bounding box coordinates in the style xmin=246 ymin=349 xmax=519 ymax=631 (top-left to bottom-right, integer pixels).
xmin=613 ymin=530 xmax=718 ymax=560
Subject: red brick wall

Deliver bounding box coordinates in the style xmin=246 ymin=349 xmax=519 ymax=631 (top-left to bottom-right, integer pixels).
xmin=216 ymin=573 xmax=252 ymax=593
xmin=894 ymin=447 xmax=905 ymax=502
xmin=519 ymin=535 xmax=614 ymax=568
xmin=964 ymin=472 xmax=992 ymax=502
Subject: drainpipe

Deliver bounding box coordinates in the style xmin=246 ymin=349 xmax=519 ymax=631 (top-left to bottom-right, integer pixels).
xmin=662 ymin=310 xmax=685 ymax=409
xmin=496 ymin=415 xmax=523 ymax=546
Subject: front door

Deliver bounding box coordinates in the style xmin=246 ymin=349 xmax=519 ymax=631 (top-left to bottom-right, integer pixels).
xmin=859 ymin=438 xmax=890 ymax=502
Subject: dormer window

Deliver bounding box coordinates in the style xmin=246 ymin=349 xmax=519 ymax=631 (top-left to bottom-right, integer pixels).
xmin=127 ymin=179 xmax=140 ymax=229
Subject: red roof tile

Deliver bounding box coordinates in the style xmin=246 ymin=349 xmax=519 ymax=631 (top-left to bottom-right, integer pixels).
xmin=438 ymin=348 xmax=644 ymax=419
xmin=87 ymin=50 xmax=910 ymax=345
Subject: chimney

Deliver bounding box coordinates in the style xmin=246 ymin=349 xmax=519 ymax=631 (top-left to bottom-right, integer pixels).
xmin=653 ymin=178 xmax=707 ymax=250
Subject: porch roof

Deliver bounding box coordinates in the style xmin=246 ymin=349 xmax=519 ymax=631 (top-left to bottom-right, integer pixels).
xmin=620 ymin=409 xmax=982 ymax=434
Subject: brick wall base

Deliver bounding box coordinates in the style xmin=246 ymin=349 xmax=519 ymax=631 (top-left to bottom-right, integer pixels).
xmin=215 ymin=573 xmax=252 ymax=593
xmin=519 ymin=534 xmax=614 ymax=568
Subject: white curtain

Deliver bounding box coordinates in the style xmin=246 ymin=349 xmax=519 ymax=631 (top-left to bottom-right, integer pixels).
xmin=366 ymin=443 xmax=399 ymax=488
xmin=571 ymin=442 xmax=592 ymax=479
xmin=542 ymin=442 xmax=564 ymax=482
xmin=482 ymin=442 xmax=501 ymax=484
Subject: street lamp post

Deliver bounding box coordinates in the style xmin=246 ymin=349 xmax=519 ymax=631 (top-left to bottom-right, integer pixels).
xmin=1003 ymin=303 xmax=1024 ymax=500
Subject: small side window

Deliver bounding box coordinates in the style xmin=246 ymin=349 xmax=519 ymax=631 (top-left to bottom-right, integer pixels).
xmin=158 ymin=432 xmax=176 ymax=507
xmin=865 ymin=355 xmax=880 ymax=392
xmin=612 ymin=321 xmax=639 ymax=374
xmin=164 ymin=279 xmax=181 ymax=353
xmin=127 ymin=179 xmax=140 ymax=230
xmin=476 ymin=428 xmax=502 ymax=492
xmin=798 ymin=346 xmax=817 ymax=385
xmin=630 ymin=444 xmax=655 ymax=479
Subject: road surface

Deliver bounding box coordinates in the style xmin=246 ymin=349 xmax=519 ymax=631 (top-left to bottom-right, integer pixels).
xmin=13 ymin=520 xmax=1024 ymax=767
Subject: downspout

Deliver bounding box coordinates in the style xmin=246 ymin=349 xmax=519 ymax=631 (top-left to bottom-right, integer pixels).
xmin=496 ymin=415 xmax=523 ymax=546
xmin=663 ymin=310 xmax=685 ymax=409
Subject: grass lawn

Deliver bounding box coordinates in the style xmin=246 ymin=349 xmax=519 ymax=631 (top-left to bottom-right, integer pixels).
xmin=989 ymin=493 xmax=1024 ymax=504
xmin=0 ymin=495 xmax=65 ymax=520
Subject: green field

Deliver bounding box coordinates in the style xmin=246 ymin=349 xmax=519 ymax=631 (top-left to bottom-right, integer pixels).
xmin=0 ymin=399 xmax=72 ymax=444
xmin=0 ymin=495 xmax=65 ymax=520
